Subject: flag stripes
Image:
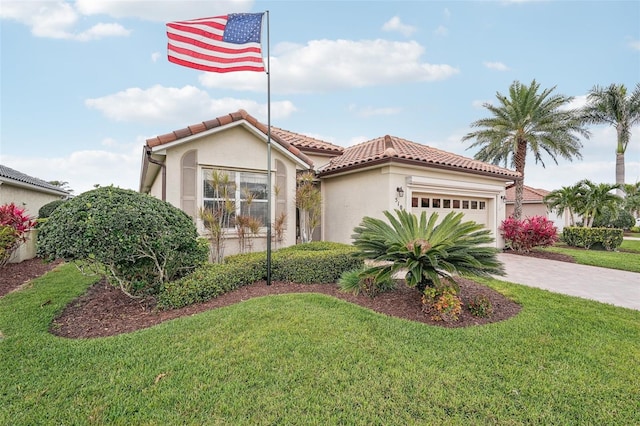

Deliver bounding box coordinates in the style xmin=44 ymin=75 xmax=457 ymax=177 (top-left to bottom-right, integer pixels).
xmin=166 ymin=14 xmax=265 ymax=73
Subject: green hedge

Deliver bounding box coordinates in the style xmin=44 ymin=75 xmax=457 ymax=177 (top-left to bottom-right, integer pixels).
xmin=271 ymin=243 xmax=361 ymax=283
xmin=562 ymin=227 xmax=624 ymax=251
xmin=157 ymin=242 xmax=362 ymax=309
xmin=158 ymin=254 xmax=265 ymax=309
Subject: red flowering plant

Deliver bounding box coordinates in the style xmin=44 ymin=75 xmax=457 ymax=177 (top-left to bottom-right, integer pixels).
xmin=0 ymin=203 xmax=36 ymax=267
xmin=500 ymin=215 xmax=558 ymax=253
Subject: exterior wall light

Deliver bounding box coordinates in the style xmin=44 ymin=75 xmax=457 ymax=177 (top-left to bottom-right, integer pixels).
xmin=396 ymin=187 xmax=405 ymax=198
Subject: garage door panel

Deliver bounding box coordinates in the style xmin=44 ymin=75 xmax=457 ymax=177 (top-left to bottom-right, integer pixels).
xmin=410 ymin=193 xmax=489 ymax=227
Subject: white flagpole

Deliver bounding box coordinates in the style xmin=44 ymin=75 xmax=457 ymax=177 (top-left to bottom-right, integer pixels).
xmin=265 ymin=10 xmax=272 ymax=286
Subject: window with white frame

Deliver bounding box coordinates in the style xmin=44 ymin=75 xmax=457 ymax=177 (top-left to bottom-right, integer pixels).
xmin=202 ymin=168 xmax=268 ymax=229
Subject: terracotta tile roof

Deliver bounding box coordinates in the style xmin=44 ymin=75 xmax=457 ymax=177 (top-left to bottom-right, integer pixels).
xmin=505 ymin=185 xmax=550 ymax=203
xmin=317 ymin=135 xmax=521 ymax=179
xmin=0 ymin=164 xmax=69 ymax=195
xmin=270 ymin=127 xmax=343 ymax=155
xmin=145 ymin=110 xmax=345 ymax=168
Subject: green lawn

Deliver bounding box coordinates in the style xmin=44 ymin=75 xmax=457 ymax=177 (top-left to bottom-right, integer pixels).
xmin=620 ymin=238 xmax=640 ymax=253
xmin=1 ymin=264 xmax=639 ymax=425
xmin=540 ymin=242 xmax=640 ymax=273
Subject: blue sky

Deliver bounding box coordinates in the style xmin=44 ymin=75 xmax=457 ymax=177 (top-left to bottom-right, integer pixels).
xmin=1 ymin=0 xmax=639 ymax=195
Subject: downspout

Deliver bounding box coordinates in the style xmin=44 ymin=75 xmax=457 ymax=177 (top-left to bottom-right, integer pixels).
xmin=145 ymin=147 xmax=166 ymax=201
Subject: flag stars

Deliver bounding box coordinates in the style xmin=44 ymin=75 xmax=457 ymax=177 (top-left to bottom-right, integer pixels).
xmin=223 ymin=13 xmax=263 ymax=44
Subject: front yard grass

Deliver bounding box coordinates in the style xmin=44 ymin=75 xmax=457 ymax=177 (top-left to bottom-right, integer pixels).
xmin=540 ymin=242 xmax=640 ymax=273
xmin=1 ymin=264 xmax=639 ymax=425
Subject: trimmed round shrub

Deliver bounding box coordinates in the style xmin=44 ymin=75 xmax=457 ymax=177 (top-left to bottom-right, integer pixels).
xmin=38 ymin=199 xmax=67 ymax=218
xmin=38 ymin=186 xmax=208 ymax=296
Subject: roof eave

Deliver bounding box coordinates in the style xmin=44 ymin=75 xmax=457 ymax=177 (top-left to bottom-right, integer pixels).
xmin=0 ymin=178 xmax=69 ymax=197
xmin=318 ymin=157 xmax=521 ymax=181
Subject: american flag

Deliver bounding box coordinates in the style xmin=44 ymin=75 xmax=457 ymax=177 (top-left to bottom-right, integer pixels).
xmin=166 ymin=13 xmax=265 ymax=73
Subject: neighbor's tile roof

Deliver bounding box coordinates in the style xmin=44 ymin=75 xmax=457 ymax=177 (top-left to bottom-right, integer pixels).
xmin=270 ymin=127 xmax=343 ymax=155
xmin=144 ymin=110 xmax=343 ymax=167
xmin=505 ymin=185 xmax=550 ymax=203
xmin=0 ymin=164 xmax=69 ymax=194
xmin=317 ymin=135 xmax=521 ymax=179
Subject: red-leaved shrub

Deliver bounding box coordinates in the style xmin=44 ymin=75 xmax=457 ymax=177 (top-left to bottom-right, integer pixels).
xmin=500 ymin=215 xmax=558 ymax=252
xmin=0 ymin=203 xmax=36 ymax=266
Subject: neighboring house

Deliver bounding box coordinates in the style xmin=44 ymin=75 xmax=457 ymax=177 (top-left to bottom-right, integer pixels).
xmin=504 ymin=184 xmax=567 ymax=230
xmin=0 ymin=164 xmax=70 ymax=262
xmin=140 ymin=110 xmax=521 ymax=255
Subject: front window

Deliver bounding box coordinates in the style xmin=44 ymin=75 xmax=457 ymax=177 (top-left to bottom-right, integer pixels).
xmin=203 ymin=169 xmax=268 ymax=228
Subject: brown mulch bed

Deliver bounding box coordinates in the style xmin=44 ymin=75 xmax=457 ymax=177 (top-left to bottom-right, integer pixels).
xmin=2 ymin=256 xmax=541 ymax=339
xmin=0 ymin=258 xmax=62 ymax=297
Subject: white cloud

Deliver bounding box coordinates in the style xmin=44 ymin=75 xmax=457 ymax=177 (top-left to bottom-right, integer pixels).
xmin=0 ymin=0 xmax=249 ymax=39
xmin=75 ymin=0 xmax=254 ymax=22
xmin=151 ymin=52 xmax=162 ymax=62
xmin=0 ymin=1 xmax=130 ymax=41
xmin=348 ymin=104 xmax=402 ymax=118
xmin=3 ymin=144 xmax=141 ymax=195
xmin=434 ymin=25 xmax=449 ymax=36
xmin=483 ymin=61 xmax=510 ymax=71
xmin=564 ymin=94 xmax=588 ymax=111
xmin=627 ymin=38 xmax=640 ymax=51
xmin=75 ymin=22 xmax=131 ymax=41
xmin=85 ymin=84 xmax=296 ymax=125
xmin=200 ymin=39 xmax=459 ymax=94
xmin=443 ymin=8 xmax=451 ymax=19
xmin=382 ymin=16 xmax=416 ymax=37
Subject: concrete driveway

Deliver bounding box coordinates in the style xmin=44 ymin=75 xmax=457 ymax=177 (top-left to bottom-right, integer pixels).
xmin=496 ymin=253 xmax=640 ymax=311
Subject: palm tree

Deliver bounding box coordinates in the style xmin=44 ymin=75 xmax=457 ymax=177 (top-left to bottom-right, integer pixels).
xmin=463 ymin=80 xmax=590 ymax=220
xmin=543 ymin=183 xmax=582 ymax=226
xmin=622 ymin=182 xmax=640 ymax=219
xmin=581 ymin=83 xmax=640 ymax=194
xmin=574 ymin=179 xmax=622 ymax=227
xmin=351 ymin=209 xmax=504 ymax=291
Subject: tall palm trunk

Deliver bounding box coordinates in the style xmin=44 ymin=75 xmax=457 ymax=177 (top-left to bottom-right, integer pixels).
xmin=615 ymin=152 xmax=625 ymax=196
xmin=512 ymin=138 xmax=528 ymax=220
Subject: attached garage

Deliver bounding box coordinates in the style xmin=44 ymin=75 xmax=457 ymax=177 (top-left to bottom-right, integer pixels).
xmin=411 ymin=192 xmax=489 ymax=228
xmin=319 ymin=136 xmax=520 ymax=248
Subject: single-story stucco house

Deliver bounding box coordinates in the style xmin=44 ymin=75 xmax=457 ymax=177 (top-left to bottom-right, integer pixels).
xmin=0 ymin=164 xmax=70 ymax=262
xmin=504 ymin=184 xmax=567 ymax=231
xmin=140 ymin=110 xmax=521 ymax=255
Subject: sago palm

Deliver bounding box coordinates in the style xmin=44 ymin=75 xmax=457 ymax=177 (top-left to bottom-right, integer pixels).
xmin=582 ymin=83 xmax=640 ymax=193
xmin=351 ymin=209 xmax=504 ymax=290
xmin=463 ymin=80 xmax=589 ymax=219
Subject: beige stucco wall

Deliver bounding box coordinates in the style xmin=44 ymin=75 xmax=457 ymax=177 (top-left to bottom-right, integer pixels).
xmin=150 ymin=125 xmax=305 ymax=257
xmin=304 ymin=152 xmax=336 ymax=171
xmin=321 ymin=166 xmax=399 ymax=244
xmin=0 ymin=184 xmax=65 ymax=219
xmin=506 ymin=203 xmax=567 ymax=231
xmin=8 ymin=229 xmax=37 ymax=264
xmin=321 ymin=164 xmax=510 ymax=248
xmin=0 ymin=184 xmax=66 ymax=263
xmin=506 ymin=203 xmax=549 ymax=219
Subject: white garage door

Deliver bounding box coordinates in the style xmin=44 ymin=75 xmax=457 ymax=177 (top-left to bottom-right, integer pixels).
xmin=410 ymin=192 xmax=489 ymax=228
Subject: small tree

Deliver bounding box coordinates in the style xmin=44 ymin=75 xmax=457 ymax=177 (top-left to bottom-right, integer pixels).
xmin=199 ymin=170 xmax=235 ymax=263
xmin=272 ymin=211 xmax=287 ymax=250
xmin=38 ymin=187 xmax=208 ymax=297
xmin=0 ymin=203 xmax=36 ymax=267
xmin=296 ymin=171 xmax=321 ymax=243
